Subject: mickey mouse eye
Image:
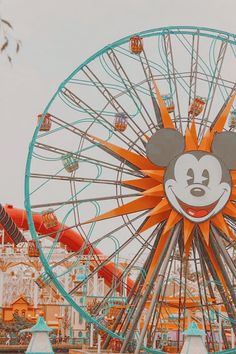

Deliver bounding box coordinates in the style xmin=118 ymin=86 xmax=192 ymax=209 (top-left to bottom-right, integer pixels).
xmin=186 ymin=168 xmax=194 ymax=185
xmin=202 ymin=169 xmax=209 ymax=186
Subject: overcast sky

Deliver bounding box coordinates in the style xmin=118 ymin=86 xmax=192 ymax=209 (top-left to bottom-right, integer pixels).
xmin=0 ymin=0 xmax=235 ymax=208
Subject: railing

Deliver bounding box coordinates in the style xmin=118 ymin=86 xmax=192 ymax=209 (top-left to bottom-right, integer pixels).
xmin=213 ymin=350 xmax=236 ymax=354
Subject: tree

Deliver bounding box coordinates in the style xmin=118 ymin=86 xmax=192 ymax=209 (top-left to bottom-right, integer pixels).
xmin=11 ymin=312 xmax=32 ymax=331
xmin=0 ymin=15 xmax=21 ymax=63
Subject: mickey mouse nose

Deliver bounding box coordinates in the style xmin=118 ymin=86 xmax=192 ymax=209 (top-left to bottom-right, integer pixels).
xmin=190 ymin=187 xmax=205 ymax=197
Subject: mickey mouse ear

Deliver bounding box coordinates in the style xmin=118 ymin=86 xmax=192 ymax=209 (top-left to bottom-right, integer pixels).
xmin=146 ymin=128 xmax=185 ymax=167
xmin=212 ymin=131 xmax=236 ymax=170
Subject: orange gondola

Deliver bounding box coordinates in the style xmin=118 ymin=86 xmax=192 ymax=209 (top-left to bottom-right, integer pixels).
xmin=37 ymin=113 xmax=52 ymax=132
xmin=42 ymin=209 xmax=58 ymax=229
xmin=188 ymin=96 xmax=206 ymax=116
xmin=114 ymin=113 xmax=128 ymax=132
xmin=130 ymin=35 xmax=143 ymax=54
xmin=28 ymin=240 xmax=40 ymax=257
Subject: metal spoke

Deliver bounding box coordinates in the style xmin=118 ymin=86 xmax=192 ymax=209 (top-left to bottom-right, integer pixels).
xmin=133 ymin=223 xmax=180 ymax=354
xmin=106 ymin=49 xmax=156 ymax=132
xmin=148 ymin=250 xmax=175 ymax=348
xmin=34 ymin=141 xmax=143 ymax=177
xmin=102 ymin=226 xmax=161 ymax=348
xmin=139 ymin=49 xmax=163 ymax=127
xmin=117 ymin=223 xmax=166 ymax=336
xmin=121 ymin=224 xmax=181 ymax=352
xmin=196 ymin=234 xmax=218 ymax=351
xmin=60 ymin=87 xmax=146 ymax=155
xmin=31 ymin=192 xmax=140 ymax=209
xmin=199 ymin=37 xmax=229 ymax=138
xmin=210 ymin=83 xmax=236 ymax=130
xmin=45 ymin=211 xmax=150 ymax=274
xmin=30 ymin=172 xmax=137 ymax=188
xmin=81 ymin=65 xmax=150 ymax=141
xmin=188 ymin=31 xmax=200 ymax=124
xmin=212 ymin=225 xmax=236 ymax=277
xmin=162 ymin=31 xmax=183 ymax=133
xmin=192 ymin=239 xmax=210 ymax=350
xmin=92 ymin=228 xmax=157 ymax=317
xmin=49 ymin=113 xmax=145 ymax=167
xmin=198 ymin=233 xmax=236 ymax=338
xmin=69 ymin=211 xmax=151 ymax=295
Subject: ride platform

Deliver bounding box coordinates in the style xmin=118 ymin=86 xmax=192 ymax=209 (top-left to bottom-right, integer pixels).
xmin=0 ymin=343 xmax=81 ymax=353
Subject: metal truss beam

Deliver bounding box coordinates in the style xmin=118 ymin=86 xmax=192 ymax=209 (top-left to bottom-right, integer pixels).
xmin=199 ymin=37 xmax=229 ymax=138
xmin=61 ymin=87 xmax=146 ymax=156
xmin=106 ymin=49 xmax=156 ymax=132
xmin=162 ymin=32 xmax=182 ymax=132
xmin=138 ymin=50 xmax=162 ymax=127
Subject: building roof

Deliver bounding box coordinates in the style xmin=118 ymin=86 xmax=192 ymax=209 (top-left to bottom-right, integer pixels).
xmin=183 ymin=322 xmax=205 ymax=337
xmin=12 ymin=295 xmax=31 ymax=306
xmin=21 ymin=316 xmax=52 ymax=333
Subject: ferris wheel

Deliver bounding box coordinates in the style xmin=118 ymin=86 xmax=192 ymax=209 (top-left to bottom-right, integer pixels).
xmin=25 ymin=26 xmax=236 ymax=353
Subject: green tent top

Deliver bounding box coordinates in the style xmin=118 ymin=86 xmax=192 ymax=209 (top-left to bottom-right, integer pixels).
xmin=183 ymin=322 xmax=205 ymax=337
xmin=21 ymin=316 xmax=52 ymax=333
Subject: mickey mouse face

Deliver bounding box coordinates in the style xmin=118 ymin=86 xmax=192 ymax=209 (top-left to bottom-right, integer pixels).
xmin=146 ymin=129 xmax=236 ymax=223
xmin=164 ymin=151 xmax=231 ymax=222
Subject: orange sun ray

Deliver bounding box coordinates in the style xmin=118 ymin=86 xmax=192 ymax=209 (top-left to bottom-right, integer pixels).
xmin=199 ymin=91 xmax=236 ymax=151
xmin=231 ymin=171 xmax=236 ymax=183
xmin=89 ymin=134 xmax=159 ymax=171
xmin=140 ymin=211 xmax=171 ymax=233
xmin=185 ymin=120 xmax=198 ymax=151
xmin=212 ymin=91 xmax=236 ymax=133
xmin=148 ymin=198 xmax=172 ymax=216
xmin=198 ymin=221 xmax=210 ymax=245
xmin=211 ymin=213 xmax=236 ymax=241
xmin=224 ymin=201 xmax=236 ymax=218
xmin=81 ymin=196 xmax=160 ymax=225
xmin=142 ymin=184 xmax=165 ymax=197
xmin=183 ymin=218 xmax=195 ymax=245
xmin=185 ymin=127 xmax=198 ymax=151
xmin=122 ymin=177 xmax=158 ymax=191
xmin=163 ymin=210 xmax=182 ymax=234
xmin=142 ymin=230 xmax=171 ymax=291
xmin=152 ymin=80 xmax=175 ymax=129
xmin=190 ymin=119 xmax=198 ymax=146
xmin=201 ymin=236 xmax=229 ymax=292
xmin=141 ymin=170 xmax=164 ymax=183
xmin=198 ymin=129 xmax=213 ymax=152
xmin=185 ymin=232 xmax=194 ymax=257
xmin=230 ymin=189 xmax=236 ymax=200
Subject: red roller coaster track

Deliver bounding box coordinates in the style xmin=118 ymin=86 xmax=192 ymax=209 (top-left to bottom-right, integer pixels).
xmin=1 ymin=204 xmax=133 ymax=292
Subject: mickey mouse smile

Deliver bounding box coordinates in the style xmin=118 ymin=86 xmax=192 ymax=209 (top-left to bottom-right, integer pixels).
xmin=176 ymin=195 xmax=220 ymax=219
